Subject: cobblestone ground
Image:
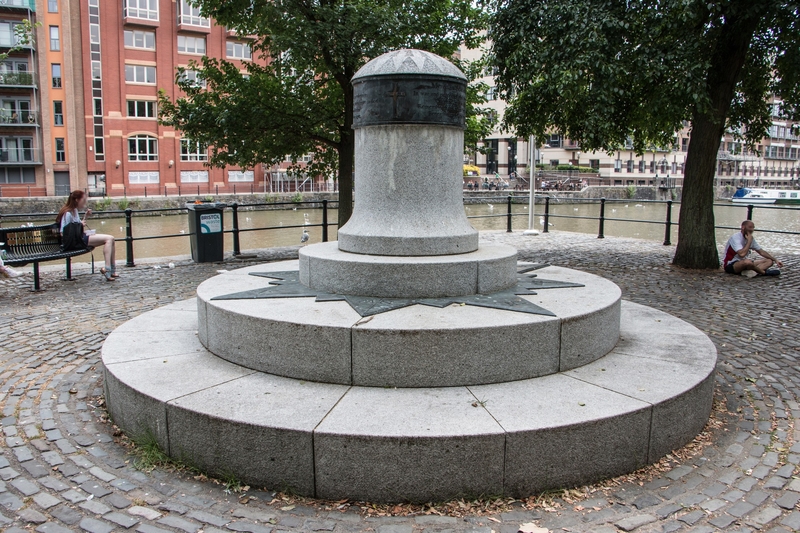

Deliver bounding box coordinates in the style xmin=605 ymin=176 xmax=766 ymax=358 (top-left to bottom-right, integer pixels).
xmin=1 ymin=231 xmax=799 ymax=533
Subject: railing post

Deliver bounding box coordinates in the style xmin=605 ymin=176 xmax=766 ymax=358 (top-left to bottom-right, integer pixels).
xmin=543 ymin=196 xmax=550 ymax=233
xmin=164 ymin=185 xmax=167 ymax=197
xmin=231 ymin=202 xmax=241 ymax=256
xmin=747 ymin=204 xmax=754 ymax=221
xmin=663 ymin=200 xmax=673 ymax=245
xmin=506 ymin=195 xmax=513 ymax=232
xmin=125 ymin=208 xmax=135 ymax=267
xmin=216 ymin=185 xmax=219 ymax=195
xmin=144 ymin=186 xmax=147 ymax=198
xmin=598 ymin=197 xmax=606 ymax=239
xmin=322 ymin=199 xmax=329 ymax=242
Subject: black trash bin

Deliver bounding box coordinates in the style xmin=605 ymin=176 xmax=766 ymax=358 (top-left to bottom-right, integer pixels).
xmin=186 ymin=202 xmax=227 ymax=263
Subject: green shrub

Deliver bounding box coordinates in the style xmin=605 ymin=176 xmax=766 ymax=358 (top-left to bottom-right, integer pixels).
xmin=625 ymin=185 xmax=637 ymax=199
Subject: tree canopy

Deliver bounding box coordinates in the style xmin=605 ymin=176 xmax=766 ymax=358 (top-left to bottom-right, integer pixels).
xmin=159 ymin=0 xmax=490 ymax=227
xmin=490 ymin=0 xmax=799 ymax=268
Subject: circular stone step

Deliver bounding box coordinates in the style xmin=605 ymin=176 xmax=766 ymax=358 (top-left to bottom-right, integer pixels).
xmin=195 ymin=261 xmax=621 ymax=387
xmin=102 ymin=299 xmax=716 ymax=503
xmin=300 ymin=242 xmax=518 ymax=298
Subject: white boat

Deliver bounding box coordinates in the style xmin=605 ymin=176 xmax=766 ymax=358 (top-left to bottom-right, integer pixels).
xmin=731 ymin=187 xmax=800 ymax=205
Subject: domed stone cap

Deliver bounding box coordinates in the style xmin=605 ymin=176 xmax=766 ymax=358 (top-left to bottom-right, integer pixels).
xmin=353 ymin=49 xmax=467 ymax=81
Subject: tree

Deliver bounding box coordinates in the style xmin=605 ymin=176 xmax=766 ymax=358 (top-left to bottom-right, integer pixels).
xmin=159 ymin=0 xmax=488 ymax=228
xmin=490 ymin=0 xmax=799 ymax=269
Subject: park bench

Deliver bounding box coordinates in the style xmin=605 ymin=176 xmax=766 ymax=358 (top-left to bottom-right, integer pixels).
xmin=0 ymin=222 xmax=93 ymax=291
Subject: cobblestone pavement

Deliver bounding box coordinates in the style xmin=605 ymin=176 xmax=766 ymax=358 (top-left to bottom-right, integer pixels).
xmin=1 ymin=231 xmax=799 ymax=533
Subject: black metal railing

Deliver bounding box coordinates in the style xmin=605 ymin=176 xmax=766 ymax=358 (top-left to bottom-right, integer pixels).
xmin=1 ymin=197 xmax=798 ymax=267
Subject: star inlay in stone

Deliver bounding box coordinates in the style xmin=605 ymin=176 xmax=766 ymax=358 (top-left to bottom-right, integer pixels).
xmin=211 ymin=264 xmax=584 ymax=317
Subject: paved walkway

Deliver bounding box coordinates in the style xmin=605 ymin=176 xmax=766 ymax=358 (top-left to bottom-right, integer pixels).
xmin=0 ymin=231 xmax=798 ymax=533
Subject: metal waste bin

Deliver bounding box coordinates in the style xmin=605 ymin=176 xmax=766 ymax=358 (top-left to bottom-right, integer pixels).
xmin=186 ymin=202 xmax=227 ymax=263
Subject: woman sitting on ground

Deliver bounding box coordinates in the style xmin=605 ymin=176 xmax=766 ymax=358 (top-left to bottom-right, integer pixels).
xmin=56 ymin=190 xmax=118 ymax=281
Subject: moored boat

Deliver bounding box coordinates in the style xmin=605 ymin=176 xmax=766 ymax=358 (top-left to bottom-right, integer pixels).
xmin=731 ymin=187 xmax=800 ymax=205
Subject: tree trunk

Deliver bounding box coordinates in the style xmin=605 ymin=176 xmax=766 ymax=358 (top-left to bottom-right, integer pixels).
xmin=673 ymin=3 xmax=764 ymax=269
xmin=337 ymin=82 xmax=355 ymax=228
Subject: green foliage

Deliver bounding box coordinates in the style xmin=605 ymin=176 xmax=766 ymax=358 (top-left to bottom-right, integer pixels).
xmin=490 ymin=0 xmax=799 ymax=268
xmin=118 ymin=197 xmax=130 ymax=211
xmin=203 ymin=195 xmax=214 ymax=202
xmin=291 ymin=192 xmax=303 ymax=204
xmin=130 ymin=432 xmax=175 ymax=473
xmin=625 ymin=185 xmax=637 ymax=199
xmin=94 ymin=197 xmax=113 ymax=212
xmin=491 ymin=1 xmax=798 ymax=151
xmin=159 ymin=0 xmax=489 ymax=227
xmin=0 ymin=20 xmax=39 ymax=64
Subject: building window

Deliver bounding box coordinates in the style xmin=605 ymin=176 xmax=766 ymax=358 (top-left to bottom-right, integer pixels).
xmin=180 ymin=138 xmax=207 ymax=161
xmin=55 ymin=138 xmax=65 ymax=162
xmin=127 ymin=100 xmax=156 ymax=118
xmin=180 ymin=170 xmax=208 ymax=183
xmin=48 ymin=0 xmax=58 ymax=12
xmin=638 ymin=160 xmax=645 ymax=173
xmin=226 ymin=41 xmax=252 ymax=60
xmin=124 ymin=29 xmax=155 ymax=50
xmin=614 ymin=159 xmax=622 ymax=173
xmin=51 ymin=64 xmax=62 ymax=88
xmin=128 ymin=171 xmax=159 ymax=184
xmin=486 ymin=86 xmax=496 ymax=101
xmin=127 ymin=134 xmax=158 ymax=161
xmin=53 ymin=101 xmax=63 ymax=126
xmin=125 ymin=65 xmax=156 ymax=84
xmin=49 ymin=26 xmax=60 ymax=51
xmin=179 ymin=70 xmax=206 ymax=88
xmin=178 ymin=35 xmax=206 ymax=55
xmin=179 ymin=0 xmax=210 ymax=27
xmin=0 ymin=22 xmax=25 ymax=48
xmin=124 ymin=0 xmax=158 ymax=21
xmin=228 ymin=170 xmax=254 ymax=182
xmin=589 ymin=159 xmax=600 ymax=170
xmin=626 ymin=159 xmax=633 ymax=173
xmin=91 ymin=60 xmax=101 ymax=80
xmin=0 ymin=137 xmax=34 ymax=163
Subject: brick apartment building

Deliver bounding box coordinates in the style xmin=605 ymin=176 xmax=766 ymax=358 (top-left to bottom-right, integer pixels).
xmin=0 ymin=0 xmax=326 ymax=198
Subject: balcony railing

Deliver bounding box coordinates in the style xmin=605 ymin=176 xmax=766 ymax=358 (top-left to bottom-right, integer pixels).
xmin=0 ymin=70 xmax=35 ymax=87
xmin=0 ymin=37 xmax=33 ymax=49
xmin=0 ymin=0 xmax=35 ymax=11
xmin=0 ymin=111 xmax=38 ymax=126
xmin=0 ymin=146 xmax=40 ymax=164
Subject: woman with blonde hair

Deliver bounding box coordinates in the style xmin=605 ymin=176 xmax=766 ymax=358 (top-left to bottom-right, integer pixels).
xmin=56 ymin=190 xmax=118 ymax=281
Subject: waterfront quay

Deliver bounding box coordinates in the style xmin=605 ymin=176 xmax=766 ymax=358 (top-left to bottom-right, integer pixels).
xmin=0 ymin=230 xmax=799 ymax=533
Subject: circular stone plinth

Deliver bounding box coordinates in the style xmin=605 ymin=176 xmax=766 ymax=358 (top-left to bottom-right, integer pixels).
xmin=299 ymin=242 xmax=518 ymax=298
xmin=195 ymin=260 xmax=621 ymax=387
xmin=102 ymin=299 xmax=717 ymax=503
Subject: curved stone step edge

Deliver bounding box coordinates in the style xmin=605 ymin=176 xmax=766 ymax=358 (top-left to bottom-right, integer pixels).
xmin=102 ymin=300 xmax=716 ymax=502
xmin=195 ymin=262 xmax=623 ymax=387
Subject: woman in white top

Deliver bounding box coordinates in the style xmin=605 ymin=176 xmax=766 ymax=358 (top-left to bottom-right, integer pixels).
xmin=56 ymin=190 xmax=118 ymax=281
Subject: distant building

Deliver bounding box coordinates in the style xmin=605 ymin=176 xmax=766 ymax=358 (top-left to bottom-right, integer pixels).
xmin=460 ymin=43 xmax=800 ymax=188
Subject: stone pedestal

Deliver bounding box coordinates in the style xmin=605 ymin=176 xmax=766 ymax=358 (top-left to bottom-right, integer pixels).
xmin=337 ymin=49 xmax=478 ymax=257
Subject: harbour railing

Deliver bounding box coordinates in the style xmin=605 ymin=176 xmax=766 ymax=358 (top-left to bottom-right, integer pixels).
xmin=0 ymin=197 xmax=798 ymax=267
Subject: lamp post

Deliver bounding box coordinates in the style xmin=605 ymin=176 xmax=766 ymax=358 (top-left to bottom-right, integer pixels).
xmin=523 ymin=135 xmax=539 ymax=235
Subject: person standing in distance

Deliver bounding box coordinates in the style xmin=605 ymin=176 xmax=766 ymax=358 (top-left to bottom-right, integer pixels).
xmin=722 ymin=220 xmax=782 ymax=276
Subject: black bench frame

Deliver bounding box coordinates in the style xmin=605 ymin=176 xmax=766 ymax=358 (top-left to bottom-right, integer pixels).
xmin=0 ymin=222 xmax=94 ymax=291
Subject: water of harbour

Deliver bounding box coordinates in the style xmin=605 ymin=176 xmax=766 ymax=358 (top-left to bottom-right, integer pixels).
xmin=23 ymin=200 xmax=800 ymax=262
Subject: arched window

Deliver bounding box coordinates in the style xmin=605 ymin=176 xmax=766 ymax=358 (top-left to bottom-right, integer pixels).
xmin=128 ymin=134 xmax=157 ymax=161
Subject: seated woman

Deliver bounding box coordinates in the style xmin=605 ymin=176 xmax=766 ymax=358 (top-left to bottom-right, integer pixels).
xmin=56 ymin=190 xmax=118 ymax=281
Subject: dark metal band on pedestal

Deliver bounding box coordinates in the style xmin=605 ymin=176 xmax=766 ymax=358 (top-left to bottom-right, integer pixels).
xmin=352 ymin=74 xmax=466 ymax=129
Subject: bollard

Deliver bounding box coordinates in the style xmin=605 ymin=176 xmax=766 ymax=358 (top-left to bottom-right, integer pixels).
xmin=544 ymin=196 xmax=550 ymax=233
xmin=322 ymin=199 xmax=329 ymax=242
xmin=747 ymin=204 xmax=754 ymax=221
xmin=233 ymin=183 xmax=237 ymax=195
xmin=144 ymin=186 xmax=148 ymax=198
xmin=663 ymin=200 xmax=673 ymax=246
xmin=216 ymin=185 xmax=219 ymax=195
xmin=125 ymin=209 xmax=135 ymax=267
xmin=598 ymin=197 xmax=606 ymax=239
xmin=506 ymin=196 xmax=513 ymax=232
xmin=231 ymin=203 xmax=241 ymax=256
xmin=164 ymin=185 xmax=167 ymax=197
xmin=197 ymin=185 xmax=200 ymax=196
